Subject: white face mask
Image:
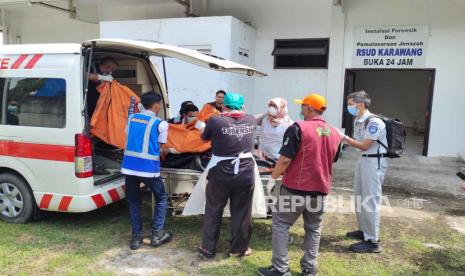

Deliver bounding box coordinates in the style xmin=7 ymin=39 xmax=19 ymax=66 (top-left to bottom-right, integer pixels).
xmin=268 ymin=106 xmax=278 ymax=116
xmin=185 ymin=116 xmax=196 ymax=123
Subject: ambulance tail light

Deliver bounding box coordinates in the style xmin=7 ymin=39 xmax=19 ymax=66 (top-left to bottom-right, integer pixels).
xmin=75 ymin=134 xmax=93 ymax=178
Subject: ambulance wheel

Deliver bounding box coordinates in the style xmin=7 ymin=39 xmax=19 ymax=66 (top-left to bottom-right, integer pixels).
xmin=0 ymin=173 xmax=35 ymax=224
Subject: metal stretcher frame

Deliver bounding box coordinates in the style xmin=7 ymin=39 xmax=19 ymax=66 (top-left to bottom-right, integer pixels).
xmin=150 ymin=168 xmax=276 ymax=217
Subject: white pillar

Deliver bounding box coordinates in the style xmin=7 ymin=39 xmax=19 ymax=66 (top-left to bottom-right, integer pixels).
xmin=325 ymin=4 xmax=346 ymax=128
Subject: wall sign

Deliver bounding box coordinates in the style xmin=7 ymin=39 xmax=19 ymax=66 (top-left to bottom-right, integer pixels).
xmin=352 ymin=25 xmax=429 ymax=68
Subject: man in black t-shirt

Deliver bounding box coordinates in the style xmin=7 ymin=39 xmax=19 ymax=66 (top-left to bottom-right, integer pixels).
xmin=198 ymin=92 xmax=257 ymax=259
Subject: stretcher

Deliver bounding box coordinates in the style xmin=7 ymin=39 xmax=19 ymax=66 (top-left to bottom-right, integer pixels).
xmin=149 ymin=167 xmax=280 ymax=217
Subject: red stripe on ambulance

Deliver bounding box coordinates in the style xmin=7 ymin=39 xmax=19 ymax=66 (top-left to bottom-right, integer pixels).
xmin=0 ymin=141 xmax=75 ymax=162
xmin=24 ymin=54 xmax=43 ymax=69
xmin=91 ymin=194 xmax=107 ymax=208
xmin=108 ymin=188 xmax=121 ymax=202
xmin=58 ymin=196 xmax=73 ymax=211
xmin=36 ymin=184 xmax=125 ymax=212
xmin=11 ymin=54 xmax=29 ymax=69
xmin=39 ymin=194 xmax=53 ymax=209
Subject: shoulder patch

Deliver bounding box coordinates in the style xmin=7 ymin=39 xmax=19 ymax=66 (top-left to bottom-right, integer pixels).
xmin=368 ymin=124 xmax=378 ymax=134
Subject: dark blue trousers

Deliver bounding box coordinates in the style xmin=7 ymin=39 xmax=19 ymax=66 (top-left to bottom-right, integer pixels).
xmin=125 ymin=175 xmax=168 ymax=236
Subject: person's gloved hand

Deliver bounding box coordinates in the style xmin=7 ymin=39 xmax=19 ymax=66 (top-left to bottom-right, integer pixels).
xmin=137 ymin=103 xmax=145 ymax=112
xmin=194 ymin=120 xmax=206 ymax=132
xmin=98 ymin=74 xmax=114 ymax=82
xmin=267 ymin=176 xmax=276 ymax=195
xmin=168 ymin=148 xmax=180 ymax=154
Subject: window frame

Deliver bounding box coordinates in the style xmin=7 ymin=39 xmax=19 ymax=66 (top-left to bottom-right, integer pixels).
xmin=272 ymin=38 xmax=330 ymax=70
xmin=0 ymin=77 xmax=67 ymax=129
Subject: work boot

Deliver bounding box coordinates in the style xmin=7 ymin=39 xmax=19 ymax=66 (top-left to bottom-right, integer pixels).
xmin=129 ymin=235 xmax=144 ymax=250
xmin=258 ymin=265 xmax=291 ymax=276
xmin=349 ymin=240 xmax=383 ymax=253
xmin=150 ymin=230 xmax=173 ymax=247
xmin=346 ymin=230 xmax=364 ymax=240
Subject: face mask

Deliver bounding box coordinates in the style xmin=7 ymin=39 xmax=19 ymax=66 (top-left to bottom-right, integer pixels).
xmin=185 ymin=116 xmax=196 ymax=123
xmin=268 ymin=107 xmax=278 ymax=116
xmin=8 ymin=105 xmax=18 ymax=113
xmin=347 ymin=105 xmax=359 ymax=116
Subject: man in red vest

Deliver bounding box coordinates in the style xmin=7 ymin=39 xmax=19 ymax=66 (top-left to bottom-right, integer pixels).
xmin=258 ymin=94 xmax=342 ymax=276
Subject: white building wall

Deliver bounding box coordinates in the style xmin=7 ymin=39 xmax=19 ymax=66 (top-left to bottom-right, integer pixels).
xmin=340 ymin=0 xmax=465 ymax=156
xmin=99 ymin=2 xmax=185 ymax=21
xmin=207 ymin=0 xmax=332 ymax=119
xmin=3 ymin=6 xmax=98 ymax=44
xmin=1 ymin=1 xmax=187 ymax=44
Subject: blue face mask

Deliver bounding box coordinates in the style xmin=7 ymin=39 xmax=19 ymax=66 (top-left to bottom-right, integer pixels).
xmin=299 ymin=113 xmax=305 ymax=120
xmin=347 ymin=105 xmax=359 ymax=116
xmin=8 ymin=105 xmax=18 ymax=113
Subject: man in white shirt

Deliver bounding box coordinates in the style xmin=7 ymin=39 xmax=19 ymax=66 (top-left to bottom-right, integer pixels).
xmin=340 ymin=91 xmax=388 ymax=253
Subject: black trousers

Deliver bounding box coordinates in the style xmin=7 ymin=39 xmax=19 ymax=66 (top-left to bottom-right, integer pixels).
xmin=201 ymin=176 xmax=254 ymax=254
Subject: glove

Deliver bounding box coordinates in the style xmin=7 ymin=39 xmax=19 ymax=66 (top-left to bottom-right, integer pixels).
xmin=267 ymin=177 xmax=276 ymax=195
xmin=98 ymin=74 xmax=113 ymax=82
xmin=168 ymin=148 xmax=180 ymax=154
xmin=137 ymin=103 xmax=145 ymax=112
xmin=194 ymin=120 xmax=206 ymax=132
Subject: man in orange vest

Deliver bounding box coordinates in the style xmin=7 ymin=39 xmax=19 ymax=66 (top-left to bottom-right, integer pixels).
xmin=258 ymin=94 xmax=342 ymax=276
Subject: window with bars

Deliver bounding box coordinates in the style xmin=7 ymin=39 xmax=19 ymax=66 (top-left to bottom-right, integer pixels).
xmin=272 ymin=38 xmax=330 ymax=69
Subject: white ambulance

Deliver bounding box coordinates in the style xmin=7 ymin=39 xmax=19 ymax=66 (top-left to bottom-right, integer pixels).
xmin=0 ymin=39 xmax=265 ymax=223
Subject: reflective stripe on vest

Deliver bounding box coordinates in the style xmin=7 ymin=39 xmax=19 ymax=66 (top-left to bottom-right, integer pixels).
xmin=124 ymin=150 xmax=160 ymax=161
xmin=143 ymin=116 xmax=157 ymax=154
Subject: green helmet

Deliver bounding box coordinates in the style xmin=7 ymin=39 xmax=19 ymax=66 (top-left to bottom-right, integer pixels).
xmin=223 ymin=92 xmax=244 ymax=110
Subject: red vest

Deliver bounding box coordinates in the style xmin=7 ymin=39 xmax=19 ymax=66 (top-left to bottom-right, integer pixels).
xmin=282 ymin=117 xmax=341 ymax=194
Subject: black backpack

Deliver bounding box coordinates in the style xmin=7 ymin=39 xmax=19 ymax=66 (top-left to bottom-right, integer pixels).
xmin=365 ymin=114 xmax=406 ymax=158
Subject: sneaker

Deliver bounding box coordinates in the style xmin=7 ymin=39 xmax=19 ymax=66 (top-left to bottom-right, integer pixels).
xmin=130 ymin=235 xmax=143 ymax=250
xmin=346 ymin=230 xmax=364 ymax=240
xmin=150 ymin=230 xmax=173 ymax=247
xmin=302 ymin=268 xmax=317 ymax=276
xmin=258 ymin=265 xmax=291 ymax=276
xmin=349 ymin=240 xmax=383 ymax=253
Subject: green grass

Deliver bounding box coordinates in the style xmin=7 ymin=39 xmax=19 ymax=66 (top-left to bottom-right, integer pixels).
xmin=0 ymin=197 xmax=464 ymax=276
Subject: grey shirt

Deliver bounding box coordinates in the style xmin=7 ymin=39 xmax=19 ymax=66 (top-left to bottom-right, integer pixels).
xmin=201 ymin=113 xmax=257 ymax=186
xmin=201 ymin=114 xmax=256 ymax=156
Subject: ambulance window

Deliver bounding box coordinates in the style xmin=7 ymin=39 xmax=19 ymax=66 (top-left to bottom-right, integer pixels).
xmin=0 ymin=78 xmax=66 ymax=128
